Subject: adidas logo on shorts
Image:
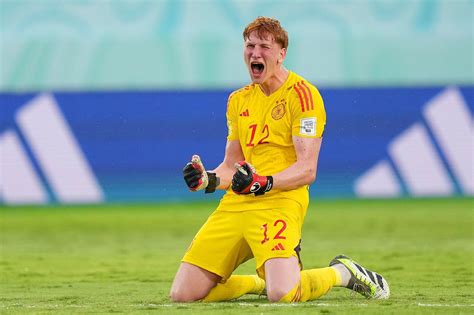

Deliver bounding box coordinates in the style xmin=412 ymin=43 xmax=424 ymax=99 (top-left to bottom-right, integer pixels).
xmin=271 ymin=243 xmax=285 ymax=251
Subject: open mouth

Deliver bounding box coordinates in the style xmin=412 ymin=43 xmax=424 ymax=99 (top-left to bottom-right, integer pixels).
xmin=251 ymin=62 xmax=264 ymax=75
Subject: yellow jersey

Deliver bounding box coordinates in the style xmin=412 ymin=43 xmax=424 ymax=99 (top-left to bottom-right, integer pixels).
xmin=216 ymin=71 xmax=326 ymax=212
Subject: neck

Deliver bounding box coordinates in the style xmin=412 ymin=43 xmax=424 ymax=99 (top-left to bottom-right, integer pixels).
xmin=259 ymin=67 xmax=289 ymax=96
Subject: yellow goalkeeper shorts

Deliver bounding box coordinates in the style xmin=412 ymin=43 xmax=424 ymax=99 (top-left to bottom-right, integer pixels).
xmin=182 ymin=200 xmax=306 ymax=281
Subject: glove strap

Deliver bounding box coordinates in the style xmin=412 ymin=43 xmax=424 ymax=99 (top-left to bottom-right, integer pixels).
xmin=205 ymin=172 xmax=220 ymax=194
xmin=254 ymin=176 xmax=273 ymax=196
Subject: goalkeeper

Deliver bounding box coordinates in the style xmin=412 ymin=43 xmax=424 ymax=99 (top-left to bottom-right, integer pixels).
xmin=170 ymin=16 xmax=389 ymax=303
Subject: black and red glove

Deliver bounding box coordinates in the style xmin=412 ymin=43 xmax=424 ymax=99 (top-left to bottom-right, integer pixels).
xmin=183 ymin=155 xmax=218 ymax=193
xmin=231 ymin=161 xmax=273 ymax=196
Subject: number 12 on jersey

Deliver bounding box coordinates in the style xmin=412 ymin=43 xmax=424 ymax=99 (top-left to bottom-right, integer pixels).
xmin=247 ymin=124 xmax=270 ymax=147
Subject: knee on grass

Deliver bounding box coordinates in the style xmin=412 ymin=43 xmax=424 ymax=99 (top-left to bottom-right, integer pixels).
xmin=170 ymin=288 xmax=208 ymax=303
xmin=267 ymin=286 xmax=297 ymax=303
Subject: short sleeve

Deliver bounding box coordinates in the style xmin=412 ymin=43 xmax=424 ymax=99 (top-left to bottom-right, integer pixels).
xmin=226 ymin=93 xmax=239 ymax=141
xmin=290 ymin=81 xmax=326 ymax=138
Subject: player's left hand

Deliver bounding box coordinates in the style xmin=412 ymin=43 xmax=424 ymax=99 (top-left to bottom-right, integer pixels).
xmin=231 ymin=161 xmax=273 ymax=196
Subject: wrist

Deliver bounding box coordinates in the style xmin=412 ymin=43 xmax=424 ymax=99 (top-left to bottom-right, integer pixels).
xmin=205 ymin=172 xmax=220 ymax=193
xmin=266 ymin=176 xmax=273 ymax=192
xmin=254 ymin=175 xmax=273 ymax=196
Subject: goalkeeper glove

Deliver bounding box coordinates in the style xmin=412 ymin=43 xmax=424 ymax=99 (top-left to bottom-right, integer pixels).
xmin=231 ymin=161 xmax=273 ymax=196
xmin=183 ymin=155 xmax=218 ymax=193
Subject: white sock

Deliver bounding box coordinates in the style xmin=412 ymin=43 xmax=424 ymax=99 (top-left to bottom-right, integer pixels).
xmin=331 ymin=264 xmax=351 ymax=287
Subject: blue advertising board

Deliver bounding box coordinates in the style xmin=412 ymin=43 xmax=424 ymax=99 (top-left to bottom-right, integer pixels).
xmin=1 ymin=86 xmax=472 ymax=204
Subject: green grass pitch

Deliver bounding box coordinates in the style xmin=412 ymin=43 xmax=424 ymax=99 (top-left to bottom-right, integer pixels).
xmin=1 ymin=198 xmax=472 ymax=314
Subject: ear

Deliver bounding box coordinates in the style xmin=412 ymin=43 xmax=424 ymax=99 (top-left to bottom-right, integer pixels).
xmin=278 ymin=48 xmax=287 ymax=64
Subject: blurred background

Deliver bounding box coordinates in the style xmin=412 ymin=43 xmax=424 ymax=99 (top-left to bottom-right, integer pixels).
xmin=1 ymin=0 xmax=473 ymax=205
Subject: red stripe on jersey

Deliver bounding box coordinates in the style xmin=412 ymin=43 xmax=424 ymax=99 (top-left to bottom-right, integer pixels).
xmin=297 ymin=81 xmax=310 ymax=112
xmin=301 ymin=81 xmax=314 ymax=110
xmin=293 ymin=85 xmax=306 ymax=112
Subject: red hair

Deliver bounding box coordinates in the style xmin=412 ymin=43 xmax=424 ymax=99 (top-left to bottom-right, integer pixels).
xmin=243 ymin=17 xmax=288 ymax=49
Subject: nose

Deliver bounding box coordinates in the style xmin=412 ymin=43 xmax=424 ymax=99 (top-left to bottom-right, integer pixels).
xmin=250 ymin=46 xmax=262 ymax=58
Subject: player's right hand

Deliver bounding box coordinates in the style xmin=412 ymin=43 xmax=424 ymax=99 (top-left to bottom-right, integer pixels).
xmin=183 ymin=155 xmax=209 ymax=191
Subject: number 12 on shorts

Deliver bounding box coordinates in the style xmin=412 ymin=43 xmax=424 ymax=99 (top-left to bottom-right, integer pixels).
xmin=261 ymin=219 xmax=287 ymax=244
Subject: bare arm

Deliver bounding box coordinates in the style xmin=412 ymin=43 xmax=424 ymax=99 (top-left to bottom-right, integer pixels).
xmin=272 ymin=136 xmax=323 ymax=190
xmin=210 ymin=140 xmax=244 ymax=190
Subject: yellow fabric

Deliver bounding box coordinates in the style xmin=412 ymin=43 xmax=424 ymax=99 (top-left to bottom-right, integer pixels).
xmin=182 ymin=204 xmax=304 ymax=281
xmin=333 ymin=266 xmax=343 ymax=286
xmin=280 ymin=267 xmax=337 ymax=302
xmin=216 ymin=71 xmax=326 ymax=212
xmin=279 ymin=281 xmax=303 ymax=303
xmin=202 ymin=275 xmax=265 ymax=302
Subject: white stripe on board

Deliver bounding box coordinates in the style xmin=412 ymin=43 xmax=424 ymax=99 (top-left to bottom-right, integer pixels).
xmin=354 ymin=160 xmax=401 ymax=197
xmin=0 ymin=130 xmax=48 ymax=204
xmin=389 ymin=123 xmax=453 ymax=196
xmin=16 ymin=93 xmax=104 ymax=203
xmin=423 ymin=87 xmax=474 ymax=194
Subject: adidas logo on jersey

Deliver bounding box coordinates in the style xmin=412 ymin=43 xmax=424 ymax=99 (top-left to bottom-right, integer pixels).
xmin=271 ymin=243 xmax=285 ymax=251
xmin=239 ymin=109 xmax=249 ymax=117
